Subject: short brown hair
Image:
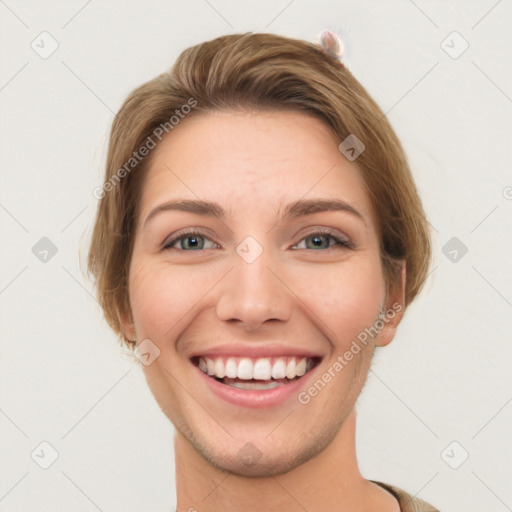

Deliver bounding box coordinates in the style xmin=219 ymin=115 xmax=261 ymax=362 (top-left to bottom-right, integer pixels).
xmin=87 ymin=32 xmax=432 ymax=349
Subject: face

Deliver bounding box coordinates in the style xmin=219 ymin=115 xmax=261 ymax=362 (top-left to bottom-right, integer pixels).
xmin=122 ymin=110 xmax=404 ymax=477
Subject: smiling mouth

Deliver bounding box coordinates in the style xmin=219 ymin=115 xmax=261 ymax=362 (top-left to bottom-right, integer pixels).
xmin=192 ymin=355 xmax=321 ymax=390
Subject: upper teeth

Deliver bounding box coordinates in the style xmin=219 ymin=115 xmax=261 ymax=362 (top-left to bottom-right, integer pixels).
xmin=198 ymin=356 xmax=314 ymax=380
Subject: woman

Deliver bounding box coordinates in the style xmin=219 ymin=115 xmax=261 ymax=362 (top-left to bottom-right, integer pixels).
xmin=88 ymin=31 xmax=439 ymax=511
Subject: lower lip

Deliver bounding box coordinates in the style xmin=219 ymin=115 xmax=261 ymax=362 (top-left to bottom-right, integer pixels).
xmin=195 ymin=364 xmax=318 ymax=409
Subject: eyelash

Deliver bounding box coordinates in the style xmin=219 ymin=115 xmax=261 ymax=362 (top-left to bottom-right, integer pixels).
xmin=162 ymin=228 xmax=354 ymax=251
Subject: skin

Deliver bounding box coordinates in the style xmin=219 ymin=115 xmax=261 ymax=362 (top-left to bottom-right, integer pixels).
xmin=121 ymin=110 xmax=406 ymax=512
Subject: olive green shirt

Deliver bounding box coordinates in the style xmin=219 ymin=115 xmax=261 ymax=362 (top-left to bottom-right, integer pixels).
xmin=372 ymin=481 xmax=441 ymax=511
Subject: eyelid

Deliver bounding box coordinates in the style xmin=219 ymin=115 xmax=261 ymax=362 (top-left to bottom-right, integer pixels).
xmin=162 ymin=226 xmax=354 ymax=251
xmin=293 ymin=226 xmax=350 ymax=243
xmin=162 ymin=227 xmax=218 ymax=249
xmin=291 ymin=226 xmax=353 ymax=250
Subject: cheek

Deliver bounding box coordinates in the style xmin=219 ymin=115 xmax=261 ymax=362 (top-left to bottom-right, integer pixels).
xmin=128 ymin=260 xmax=193 ymax=339
xmin=128 ymin=257 xmax=226 ymax=342
xmin=129 ymin=247 xmax=384 ymax=346
xmin=296 ymin=254 xmax=384 ymax=344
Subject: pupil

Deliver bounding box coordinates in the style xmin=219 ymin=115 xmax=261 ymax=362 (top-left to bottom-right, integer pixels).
xmin=309 ymin=235 xmax=326 ymax=249
xmin=185 ymin=235 xmax=201 ymax=249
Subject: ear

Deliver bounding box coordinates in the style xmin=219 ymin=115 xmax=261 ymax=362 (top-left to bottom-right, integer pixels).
xmin=118 ymin=304 xmax=136 ymax=343
xmin=376 ymin=261 xmax=406 ymax=347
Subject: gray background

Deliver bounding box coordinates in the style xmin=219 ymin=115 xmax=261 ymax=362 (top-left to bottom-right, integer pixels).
xmin=1 ymin=0 xmax=511 ymax=510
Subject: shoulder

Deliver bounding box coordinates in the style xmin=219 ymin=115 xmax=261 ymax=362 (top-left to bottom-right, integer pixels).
xmin=370 ymin=480 xmax=441 ymax=512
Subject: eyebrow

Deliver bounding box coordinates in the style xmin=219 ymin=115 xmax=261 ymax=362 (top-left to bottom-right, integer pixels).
xmin=143 ymin=197 xmax=366 ymax=228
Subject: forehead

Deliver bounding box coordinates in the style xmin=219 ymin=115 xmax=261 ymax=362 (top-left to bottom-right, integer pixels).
xmin=137 ymin=110 xmax=375 ymax=227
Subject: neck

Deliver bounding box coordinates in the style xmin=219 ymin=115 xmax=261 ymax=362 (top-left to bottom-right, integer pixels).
xmin=174 ymin=408 xmax=373 ymax=512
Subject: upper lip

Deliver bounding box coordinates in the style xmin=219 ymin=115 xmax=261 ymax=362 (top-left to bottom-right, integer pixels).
xmin=189 ymin=343 xmax=323 ymax=360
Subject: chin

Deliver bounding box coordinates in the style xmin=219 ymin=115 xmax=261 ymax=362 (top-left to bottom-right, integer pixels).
xmin=184 ymin=421 xmax=341 ymax=478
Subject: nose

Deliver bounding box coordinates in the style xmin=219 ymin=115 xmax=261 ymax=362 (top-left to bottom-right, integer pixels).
xmin=215 ymin=245 xmax=292 ymax=330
